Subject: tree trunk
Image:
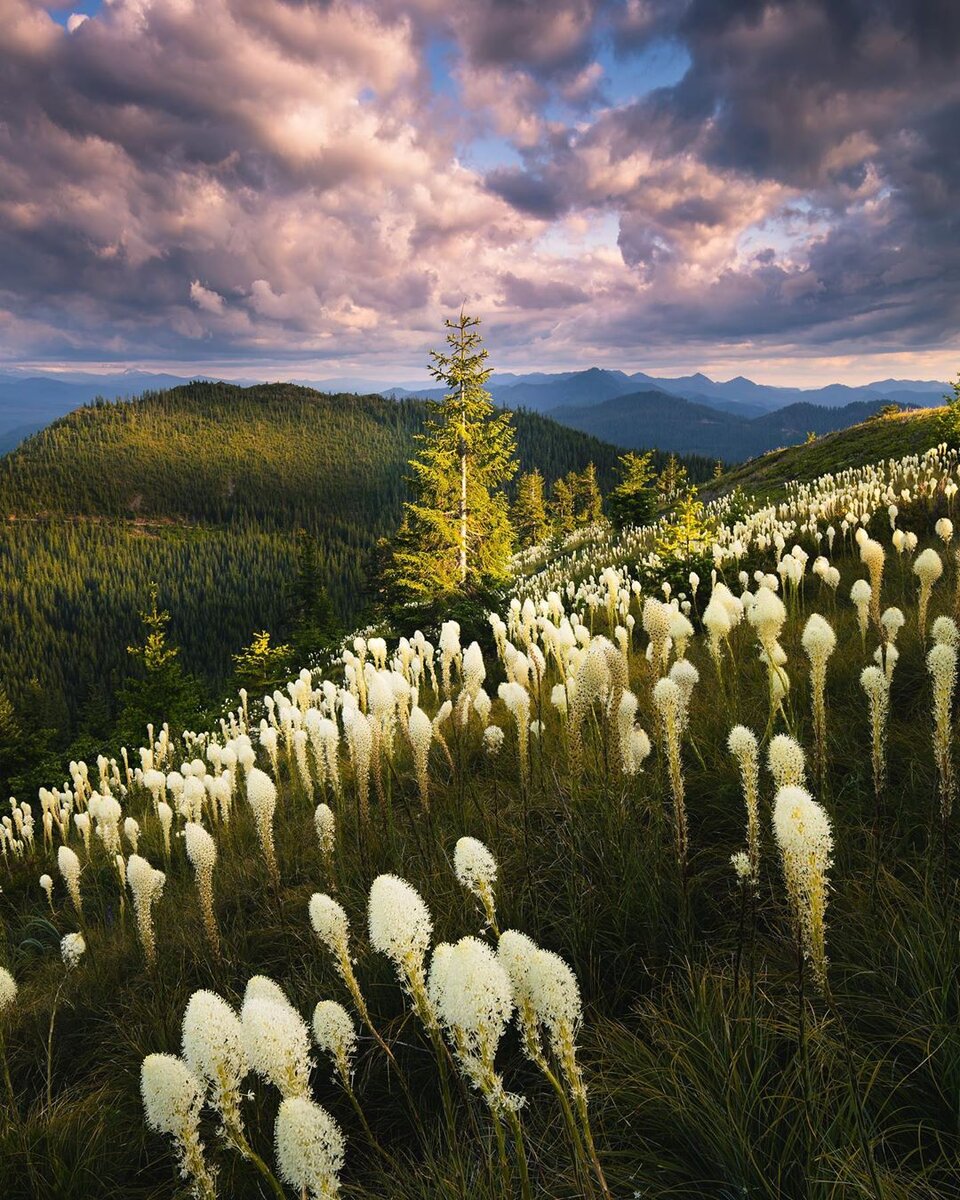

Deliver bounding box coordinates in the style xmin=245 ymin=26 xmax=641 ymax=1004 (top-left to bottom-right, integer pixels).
xmin=459 ymin=379 xmax=467 ymax=583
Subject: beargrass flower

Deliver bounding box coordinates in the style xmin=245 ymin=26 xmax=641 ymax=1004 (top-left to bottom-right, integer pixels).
xmin=246 ymin=768 xmax=278 ymax=881
xmin=483 ymin=725 xmax=505 ymax=756
xmin=127 ymin=854 xmax=165 ymax=967
xmin=141 ymin=1053 xmax=217 ymax=1200
xmin=915 ymin=548 xmax=943 ymax=636
xmin=498 ymin=681 xmax=531 ymax=782
xmin=368 ymin=874 xmax=436 ymax=1031
xmin=653 ymin=677 xmax=688 ymax=878
xmin=927 ymin=642 xmax=957 ymax=830
xmin=311 ymin=1001 xmax=357 ymax=1088
xmin=274 ymin=1096 xmax=345 ymax=1200
xmin=407 ymin=706 xmax=433 ymax=809
xmin=860 ymin=666 xmax=890 ymax=810
xmin=60 ymin=931 xmax=86 ymax=969
xmin=182 ymin=990 xmax=249 ymax=1143
xmin=157 ymin=801 xmax=174 ymax=858
xmin=241 ymin=989 xmax=312 ymax=1100
xmin=58 ymin=844 xmax=82 ymax=915
xmin=767 ymin=734 xmax=807 ymax=791
xmin=772 ymin=786 xmax=833 ymax=994
xmin=801 ymin=613 xmax=836 ymax=780
xmin=430 ymin=936 xmax=519 ymax=1115
xmin=453 ymin=836 xmax=499 ymax=933
xmin=728 ymin=725 xmax=760 ymax=887
xmin=859 ymin=538 xmax=886 ymax=627
xmin=850 ymin=579 xmax=872 ymax=646
xmin=184 ymin=823 xmax=219 ymax=957
xmin=314 ymin=803 xmax=336 ymax=876
xmin=0 ymin=967 xmax=15 ymax=1013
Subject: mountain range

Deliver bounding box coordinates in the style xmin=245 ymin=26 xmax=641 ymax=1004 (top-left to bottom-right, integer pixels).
xmin=548 ymin=389 xmax=912 ymax=461
xmin=0 ymin=365 xmax=950 ymax=459
xmin=383 ymin=366 xmax=950 ymax=417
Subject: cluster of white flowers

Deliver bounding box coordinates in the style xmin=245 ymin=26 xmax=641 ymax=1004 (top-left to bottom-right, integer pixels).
xmin=241 ymin=976 xmax=312 ymax=1100
xmin=428 ymin=938 xmax=516 ymax=1111
xmin=0 ymin=966 xmax=16 ymax=1013
xmin=141 ymin=1053 xmax=217 ymax=1199
xmin=127 ymin=854 xmax=166 ymax=967
xmin=772 ymin=786 xmax=834 ymax=994
xmin=275 ymin=1095 xmax=345 ymax=1199
xmin=182 ymin=989 xmax=249 ymax=1138
xmin=60 ymin=932 xmax=86 ymax=969
xmin=368 ymin=874 xmax=433 ymax=973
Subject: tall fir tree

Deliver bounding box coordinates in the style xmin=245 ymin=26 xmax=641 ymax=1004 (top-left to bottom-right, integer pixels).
xmin=943 ymin=370 xmax=960 ymax=447
xmin=512 ymin=469 xmax=549 ymax=548
xmin=385 ymin=313 xmax=517 ymax=601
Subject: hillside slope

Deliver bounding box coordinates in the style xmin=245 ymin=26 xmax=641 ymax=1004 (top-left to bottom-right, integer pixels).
xmin=0 ymin=382 xmax=670 ymax=740
xmin=1 ymin=434 xmax=959 ymax=1200
xmin=710 ymin=406 xmax=949 ymax=499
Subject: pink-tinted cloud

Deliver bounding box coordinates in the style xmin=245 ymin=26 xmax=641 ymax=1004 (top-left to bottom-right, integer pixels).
xmin=0 ymin=0 xmax=956 ymax=380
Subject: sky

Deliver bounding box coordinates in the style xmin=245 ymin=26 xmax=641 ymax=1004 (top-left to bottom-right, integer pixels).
xmin=1 ymin=0 xmax=959 ymax=387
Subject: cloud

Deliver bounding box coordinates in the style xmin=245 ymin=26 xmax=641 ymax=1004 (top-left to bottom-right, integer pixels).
xmin=484 ymin=168 xmax=566 ymax=219
xmin=0 ymin=0 xmax=956 ymax=378
xmin=190 ymin=281 xmax=226 ymax=314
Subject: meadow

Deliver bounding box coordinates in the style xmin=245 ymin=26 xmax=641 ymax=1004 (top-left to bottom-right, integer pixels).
xmin=1 ymin=439 xmax=959 ymax=1199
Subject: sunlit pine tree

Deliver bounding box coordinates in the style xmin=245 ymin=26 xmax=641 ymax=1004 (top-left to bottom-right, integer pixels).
xmin=116 ymin=585 xmax=203 ymax=743
xmin=386 ymin=312 xmax=517 ymax=600
xmin=573 ymin=462 xmax=603 ymax=525
xmin=944 ymin=369 xmax=960 ymax=447
xmin=551 ymin=475 xmax=576 ymax=536
xmin=512 ymin=469 xmax=549 ymax=548
xmin=232 ymin=631 xmax=295 ymax=696
xmin=655 ymin=484 xmax=714 ymax=565
xmin=656 ymin=453 xmax=688 ymax=504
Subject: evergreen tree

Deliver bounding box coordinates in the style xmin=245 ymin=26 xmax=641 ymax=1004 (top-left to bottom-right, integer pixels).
xmin=655 ymin=484 xmax=714 ymax=564
xmin=0 ymin=686 xmax=25 ymax=791
xmin=943 ymin=371 xmax=960 ymax=446
xmin=115 ymin=587 xmax=204 ymax=743
xmin=385 ymin=313 xmax=517 ymax=600
xmin=573 ymin=462 xmax=603 ymax=525
xmin=607 ymin=451 xmax=656 ymax=531
xmin=232 ymin=631 xmax=295 ymax=696
xmin=287 ymin=531 xmax=342 ymax=659
xmin=656 ymin=453 xmax=689 ymax=504
xmin=512 ymin=469 xmax=549 ymax=548
xmin=551 ymin=476 xmax=576 ymax=536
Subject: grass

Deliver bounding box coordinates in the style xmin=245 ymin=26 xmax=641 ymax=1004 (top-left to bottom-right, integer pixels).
xmin=1 ymin=499 xmax=959 ymax=1198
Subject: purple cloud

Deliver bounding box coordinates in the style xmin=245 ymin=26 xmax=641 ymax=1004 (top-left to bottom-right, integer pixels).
xmin=0 ymin=0 xmax=956 ymax=380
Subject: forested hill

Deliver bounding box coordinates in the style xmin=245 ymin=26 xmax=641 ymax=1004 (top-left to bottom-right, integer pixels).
xmin=0 ymin=383 xmax=623 ymax=524
xmin=0 ymin=382 xmax=712 ymax=761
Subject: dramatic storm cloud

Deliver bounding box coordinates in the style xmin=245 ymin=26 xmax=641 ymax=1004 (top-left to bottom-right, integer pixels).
xmin=0 ymin=0 xmax=958 ymax=379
